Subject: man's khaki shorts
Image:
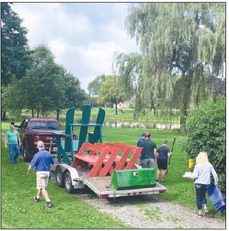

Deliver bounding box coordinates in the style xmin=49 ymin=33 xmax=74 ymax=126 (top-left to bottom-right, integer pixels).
xmin=36 ymin=171 xmax=50 ymax=189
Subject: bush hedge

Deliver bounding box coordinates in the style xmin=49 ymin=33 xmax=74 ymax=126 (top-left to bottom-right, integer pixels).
xmin=185 ymin=98 xmax=226 ymax=191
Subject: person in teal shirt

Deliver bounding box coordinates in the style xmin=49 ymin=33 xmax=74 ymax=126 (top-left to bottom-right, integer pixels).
xmin=4 ymin=124 xmax=21 ymax=164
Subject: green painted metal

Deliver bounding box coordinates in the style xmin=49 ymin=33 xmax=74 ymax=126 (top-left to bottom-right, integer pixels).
xmin=110 ymin=168 xmax=156 ymax=190
xmin=51 ymin=132 xmax=72 ymax=164
xmin=77 ymin=104 xmax=91 ymax=151
xmin=65 ymin=107 xmax=76 ymax=153
xmin=88 ymin=108 xmax=105 ymax=144
xmin=53 ymin=105 xmax=105 ymax=164
xmin=55 ymin=135 xmax=72 ymax=165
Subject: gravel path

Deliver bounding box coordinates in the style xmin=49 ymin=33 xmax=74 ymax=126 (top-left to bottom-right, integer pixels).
xmin=78 ymin=191 xmax=225 ymax=229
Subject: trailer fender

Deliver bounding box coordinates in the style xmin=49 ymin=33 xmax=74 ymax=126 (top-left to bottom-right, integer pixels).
xmin=55 ymin=164 xmax=78 ymax=180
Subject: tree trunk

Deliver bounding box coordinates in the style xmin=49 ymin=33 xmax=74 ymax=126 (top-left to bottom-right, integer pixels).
xmin=56 ymin=110 xmax=60 ymax=122
xmin=1 ymin=111 xmax=6 ymax=120
xmin=180 ymin=91 xmax=190 ymax=132
xmin=32 ymin=109 xmax=34 ymax=117
xmin=179 ymin=73 xmax=192 ymax=132
xmin=115 ymin=103 xmax=118 ymax=115
xmin=36 ymin=110 xmax=40 ymax=118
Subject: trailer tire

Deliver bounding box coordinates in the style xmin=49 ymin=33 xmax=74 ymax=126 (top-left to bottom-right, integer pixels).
xmin=64 ymin=171 xmax=75 ymax=194
xmin=55 ymin=166 xmax=64 ymax=187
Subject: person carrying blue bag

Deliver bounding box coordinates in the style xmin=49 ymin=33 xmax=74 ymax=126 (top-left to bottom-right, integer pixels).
xmin=191 ymin=152 xmax=218 ymax=216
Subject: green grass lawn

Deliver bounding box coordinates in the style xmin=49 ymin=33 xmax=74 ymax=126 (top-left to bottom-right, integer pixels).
xmin=1 ymin=121 xmax=224 ymax=228
xmin=1 ymin=122 xmax=129 ymax=229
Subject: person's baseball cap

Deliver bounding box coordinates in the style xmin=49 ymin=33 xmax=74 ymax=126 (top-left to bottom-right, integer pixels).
xmin=36 ymin=141 xmax=44 ymax=147
xmin=142 ymin=132 xmax=146 ymax=136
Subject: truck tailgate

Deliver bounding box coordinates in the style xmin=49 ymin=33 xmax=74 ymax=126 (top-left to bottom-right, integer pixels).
xmin=83 ymin=176 xmax=167 ymax=198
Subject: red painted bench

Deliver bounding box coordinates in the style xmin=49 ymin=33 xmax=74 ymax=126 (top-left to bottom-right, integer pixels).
xmin=71 ymin=142 xmax=142 ymax=177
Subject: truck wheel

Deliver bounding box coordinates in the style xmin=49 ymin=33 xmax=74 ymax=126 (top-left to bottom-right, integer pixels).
xmin=64 ymin=171 xmax=75 ymax=193
xmin=22 ymin=145 xmax=30 ymax=162
xmin=55 ymin=166 xmax=64 ymax=187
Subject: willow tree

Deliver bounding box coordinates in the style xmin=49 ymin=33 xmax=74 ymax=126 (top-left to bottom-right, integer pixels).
xmin=114 ymin=3 xmax=225 ymax=128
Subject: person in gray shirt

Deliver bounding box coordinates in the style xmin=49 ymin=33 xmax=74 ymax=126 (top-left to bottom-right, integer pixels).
xmin=192 ymin=151 xmax=218 ymax=216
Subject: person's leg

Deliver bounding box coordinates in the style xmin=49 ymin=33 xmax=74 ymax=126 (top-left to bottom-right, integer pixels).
xmin=156 ymin=169 xmax=161 ymax=181
xmin=34 ymin=189 xmax=42 ymax=202
xmin=36 ymin=189 xmax=42 ymax=198
xmin=201 ymin=185 xmax=208 ymax=212
xmin=41 ymin=188 xmax=51 ymax=202
xmin=148 ymin=159 xmax=155 ymax=168
xmin=9 ymin=145 xmax=14 ymax=164
xmin=36 ymin=172 xmax=52 ymax=207
xmin=13 ymin=145 xmax=20 ymax=162
xmin=195 ymin=184 xmax=204 ymax=215
xmin=140 ymin=159 xmax=147 ymax=168
xmin=161 ymin=169 xmax=167 ymax=182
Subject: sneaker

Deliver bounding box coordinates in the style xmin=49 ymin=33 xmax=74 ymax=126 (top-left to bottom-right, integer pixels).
xmin=197 ymin=213 xmax=203 ymax=217
xmin=33 ymin=197 xmax=40 ymax=202
xmin=197 ymin=210 xmax=204 ymax=216
xmin=45 ymin=202 xmax=53 ymax=208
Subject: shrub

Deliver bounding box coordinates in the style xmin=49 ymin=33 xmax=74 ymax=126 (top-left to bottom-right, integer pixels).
xmin=184 ymin=98 xmax=226 ymax=191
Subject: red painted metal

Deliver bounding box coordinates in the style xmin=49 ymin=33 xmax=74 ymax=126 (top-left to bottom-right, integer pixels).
xmin=71 ymin=142 xmax=143 ymax=177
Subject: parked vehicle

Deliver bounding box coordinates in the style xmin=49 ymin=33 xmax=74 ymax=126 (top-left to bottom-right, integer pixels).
xmin=16 ymin=118 xmax=64 ymax=161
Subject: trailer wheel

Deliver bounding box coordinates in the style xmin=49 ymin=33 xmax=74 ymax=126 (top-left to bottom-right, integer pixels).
xmin=64 ymin=171 xmax=75 ymax=193
xmin=55 ymin=166 xmax=64 ymax=187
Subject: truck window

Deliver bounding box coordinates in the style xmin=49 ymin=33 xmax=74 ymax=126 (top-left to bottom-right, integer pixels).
xmin=29 ymin=121 xmax=59 ymax=130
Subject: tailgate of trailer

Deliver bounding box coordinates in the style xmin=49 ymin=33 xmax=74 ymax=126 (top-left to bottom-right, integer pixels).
xmin=83 ymin=176 xmax=167 ymax=198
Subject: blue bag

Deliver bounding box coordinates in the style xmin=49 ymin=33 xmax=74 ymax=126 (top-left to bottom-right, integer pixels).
xmin=207 ymin=182 xmax=226 ymax=212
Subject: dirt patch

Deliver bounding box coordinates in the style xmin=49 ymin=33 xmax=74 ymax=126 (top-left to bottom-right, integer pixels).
xmin=78 ymin=191 xmax=225 ymax=229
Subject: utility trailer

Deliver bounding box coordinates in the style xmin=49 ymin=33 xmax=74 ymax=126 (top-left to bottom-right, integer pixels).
xmin=54 ymin=142 xmax=167 ymax=198
xmin=52 ymin=105 xmax=167 ymax=198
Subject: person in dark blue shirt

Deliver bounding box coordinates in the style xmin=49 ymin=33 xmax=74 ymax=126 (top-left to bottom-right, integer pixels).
xmin=27 ymin=141 xmax=54 ymax=208
xmin=155 ymin=140 xmax=172 ymax=183
xmin=137 ymin=132 xmax=146 ymax=147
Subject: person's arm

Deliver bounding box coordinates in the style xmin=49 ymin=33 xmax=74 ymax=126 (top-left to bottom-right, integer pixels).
xmin=167 ymin=148 xmax=172 ymax=157
xmin=18 ymin=135 xmax=21 ymax=146
xmin=27 ymin=155 xmax=37 ymax=174
xmin=192 ymin=164 xmax=199 ymax=180
xmin=154 ymin=149 xmax=158 ymax=162
xmin=4 ymin=136 xmax=8 ymax=149
xmin=27 ymin=165 xmax=33 ymax=175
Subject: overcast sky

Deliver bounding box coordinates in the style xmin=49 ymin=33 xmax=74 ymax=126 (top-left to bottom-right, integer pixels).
xmin=12 ymin=3 xmax=139 ymax=92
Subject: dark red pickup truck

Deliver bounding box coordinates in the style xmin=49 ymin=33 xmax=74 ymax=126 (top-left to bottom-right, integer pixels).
xmin=16 ymin=118 xmax=64 ymax=161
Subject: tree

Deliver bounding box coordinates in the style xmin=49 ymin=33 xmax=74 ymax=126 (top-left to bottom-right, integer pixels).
xmin=88 ymin=74 xmax=106 ymax=97
xmin=185 ymin=98 xmax=226 ymax=191
xmin=97 ymin=75 xmax=125 ymax=115
xmin=1 ymin=2 xmax=31 ymax=119
xmin=63 ymin=73 xmax=87 ymax=114
xmin=21 ymin=45 xmax=65 ymax=117
xmin=114 ymin=3 xmax=225 ymax=128
xmin=20 ymin=45 xmax=86 ymax=119
xmin=1 ymin=80 xmax=24 ymax=120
